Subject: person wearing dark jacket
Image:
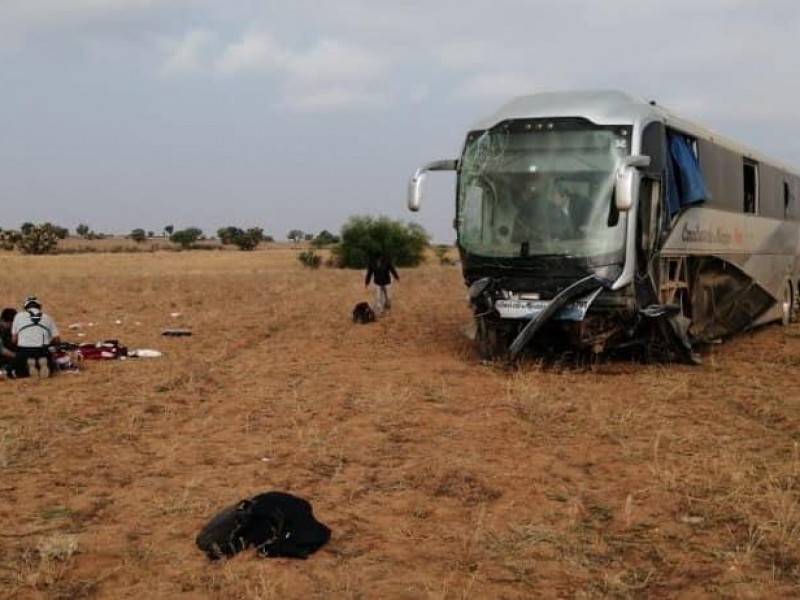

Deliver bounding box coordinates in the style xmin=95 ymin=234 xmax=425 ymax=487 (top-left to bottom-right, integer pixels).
xmin=365 ymin=254 xmax=399 ymax=316
xmin=0 ymin=308 xmax=17 ymax=377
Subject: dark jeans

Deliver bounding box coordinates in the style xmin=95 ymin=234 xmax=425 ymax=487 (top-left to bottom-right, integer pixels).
xmin=14 ymin=346 xmax=53 ymax=378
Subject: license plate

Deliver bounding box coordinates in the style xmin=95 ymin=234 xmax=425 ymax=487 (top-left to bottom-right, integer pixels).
xmin=495 ymin=299 xmax=549 ymax=319
xmin=495 ymin=290 xmax=600 ymax=321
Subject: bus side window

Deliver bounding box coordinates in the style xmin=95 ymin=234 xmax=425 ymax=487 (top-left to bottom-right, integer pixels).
xmin=784 ymin=180 xmax=793 ymax=219
xmin=743 ymin=160 xmax=758 ymax=214
xmin=638 ymin=178 xmax=661 ymax=258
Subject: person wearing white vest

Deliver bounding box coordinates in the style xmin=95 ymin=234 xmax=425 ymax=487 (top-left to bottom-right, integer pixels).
xmin=11 ymin=296 xmax=60 ymax=378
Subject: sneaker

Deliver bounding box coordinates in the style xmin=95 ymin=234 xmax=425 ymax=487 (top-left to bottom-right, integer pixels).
xmin=38 ymin=358 xmax=50 ymax=379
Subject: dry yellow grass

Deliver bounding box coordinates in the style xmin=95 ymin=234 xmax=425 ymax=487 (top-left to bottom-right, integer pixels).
xmin=1 ymin=246 xmax=799 ymax=598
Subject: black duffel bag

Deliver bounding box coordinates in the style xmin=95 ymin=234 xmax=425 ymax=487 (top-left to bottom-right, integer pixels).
xmin=196 ymin=491 xmax=331 ymax=560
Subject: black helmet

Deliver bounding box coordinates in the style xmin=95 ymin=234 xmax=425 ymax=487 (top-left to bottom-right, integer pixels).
xmin=23 ymin=296 xmax=41 ymax=310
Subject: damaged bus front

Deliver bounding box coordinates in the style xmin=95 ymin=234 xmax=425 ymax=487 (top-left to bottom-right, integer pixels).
xmin=408 ymin=91 xmax=800 ymax=362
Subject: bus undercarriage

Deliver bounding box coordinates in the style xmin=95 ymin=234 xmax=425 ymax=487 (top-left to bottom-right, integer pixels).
xmin=468 ymin=252 xmax=788 ymax=364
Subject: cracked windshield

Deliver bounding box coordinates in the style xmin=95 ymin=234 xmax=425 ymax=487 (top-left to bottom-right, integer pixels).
xmin=457 ymin=122 xmax=631 ymax=259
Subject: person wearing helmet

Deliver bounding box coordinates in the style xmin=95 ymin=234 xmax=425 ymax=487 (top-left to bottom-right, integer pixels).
xmin=11 ymin=297 xmax=61 ymax=378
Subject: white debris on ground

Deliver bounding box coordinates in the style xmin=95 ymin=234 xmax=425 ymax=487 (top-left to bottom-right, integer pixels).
xmin=128 ymin=349 xmax=163 ymax=358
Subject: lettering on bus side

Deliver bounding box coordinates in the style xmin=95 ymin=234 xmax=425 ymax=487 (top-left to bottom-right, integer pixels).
xmin=681 ymin=223 xmax=744 ymax=246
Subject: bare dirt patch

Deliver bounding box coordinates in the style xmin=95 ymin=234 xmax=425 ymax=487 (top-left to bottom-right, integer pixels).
xmin=1 ymin=248 xmax=799 ymax=598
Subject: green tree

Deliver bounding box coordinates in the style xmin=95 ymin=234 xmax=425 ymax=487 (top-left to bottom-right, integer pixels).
xmin=20 ymin=222 xmax=35 ymax=235
xmin=332 ymin=216 xmax=430 ymax=269
xmin=287 ymin=229 xmax=304 ymax=243
xmin=311 ymin=230 xmax=340 ymax=248
xmin=170 ymin=227 xmax=203 ymax=249
xmin=217 ymin=226 xmax=263 ymax=250
xmin=0 ymin=229 xmax=21 ymax=251
xmin=130 ymin=228 xmax=147 ymax=243
xmin=217 ymin=226 xmax=244 ymax=245
xmin=75 ymin=223 xmax=90 ymax=238
xmin=232 ymin=227 xmax=264 ymax=251
xmin=164 ymin=224 xmax=174 ymax=237
xmin=48 ymin=224 xmax=69 ymax=240
xmin=18 ymin=223 xmax=60 ymax=255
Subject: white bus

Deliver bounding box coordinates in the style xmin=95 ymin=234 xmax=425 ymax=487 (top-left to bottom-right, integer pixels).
xmin=408 ymin=90 xmax=800 ymax=362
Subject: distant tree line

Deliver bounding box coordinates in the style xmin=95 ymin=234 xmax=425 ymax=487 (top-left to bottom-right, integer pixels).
xmin=0 ymin=216 xmax=434 ymax=263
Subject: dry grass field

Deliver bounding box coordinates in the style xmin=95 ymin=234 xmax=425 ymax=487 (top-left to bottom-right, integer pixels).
xmin=2 ymin=246 xmax=800 ymax=599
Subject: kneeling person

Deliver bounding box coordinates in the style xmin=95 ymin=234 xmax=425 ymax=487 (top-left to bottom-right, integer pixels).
xmin=12 ymin=297 xmax=60 ymax=378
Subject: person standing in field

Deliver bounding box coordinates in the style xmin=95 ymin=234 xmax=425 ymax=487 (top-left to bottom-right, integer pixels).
xmin=0 ymin=308 xmax=17 ymax=377
xmin=365 ymin=253 xmax=400 ymax=317
xmin=12 ymin=297 xmax=60 ymax=378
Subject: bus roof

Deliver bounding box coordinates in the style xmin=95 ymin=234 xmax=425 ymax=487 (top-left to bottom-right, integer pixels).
xmin=470 ymin=90 xmax=800 ymax=176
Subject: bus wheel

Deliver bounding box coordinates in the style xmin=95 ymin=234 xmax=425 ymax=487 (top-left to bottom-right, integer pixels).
xmin=781 ymin=280 xmax=795 ymax=326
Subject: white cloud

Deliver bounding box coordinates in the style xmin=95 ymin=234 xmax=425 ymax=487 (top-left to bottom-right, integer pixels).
xmin=0 ymin=0 xmax=184 ymax=52
xmin=214 ymin=31 xmax=281 ymax=74
xmin=206 ymin=30 xmax=391 ymax=111
xmin=436 ymin=41 xmax=497 ymax=71
xmin=408 ymin=83 xmax=430 ymax=104
xmin=213 ymin=32 xmax=386 ymax=83
xmin=279 ymin=86 xmax=388 ymax=112
xmin=326 ymin=0 xmax=431 ymax=37
xmin=0 ymin=0 xmax=179 ymax=32
xmin=159 ymin=29 xmax=213 ymax=74
xmin=281 ymin=38 xmax=385 ymax=84
xmin=453 ymin=72 xmax=544 ymax=102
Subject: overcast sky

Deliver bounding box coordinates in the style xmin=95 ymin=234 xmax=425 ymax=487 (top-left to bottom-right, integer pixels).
xmin=2 ymin=1 xmax=799 ymax=242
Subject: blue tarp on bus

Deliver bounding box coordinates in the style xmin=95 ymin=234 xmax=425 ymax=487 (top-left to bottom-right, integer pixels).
xmin=666 ymin=132 xmax=710 ymax=216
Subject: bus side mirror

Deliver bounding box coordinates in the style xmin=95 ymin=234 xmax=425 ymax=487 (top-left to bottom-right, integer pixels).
xmin=408 ymin=172 xmax=426 ymax=212
xmin=407 ymin=160 xmax=458 ymax=211
xmin=615 ymin=155 xmax=650 ymax=212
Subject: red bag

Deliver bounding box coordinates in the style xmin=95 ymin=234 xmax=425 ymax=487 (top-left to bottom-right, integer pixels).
xmin=77 ymin=340 xmax=128 ymax=360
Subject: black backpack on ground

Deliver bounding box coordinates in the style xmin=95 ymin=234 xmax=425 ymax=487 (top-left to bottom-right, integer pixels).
xmin=196 ymin=491 xmax=331 ymax=561
xmin=352 ymin=302 xmax=376 ymax=324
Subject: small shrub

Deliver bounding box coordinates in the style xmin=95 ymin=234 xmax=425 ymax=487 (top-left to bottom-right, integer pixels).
xmin=298 ymin=250 xmax=322 ymax=269
xmin=38 ymin=533 xmax=79 ymax=562
xmin=434 ymin=245 xmax=457 ymax=265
